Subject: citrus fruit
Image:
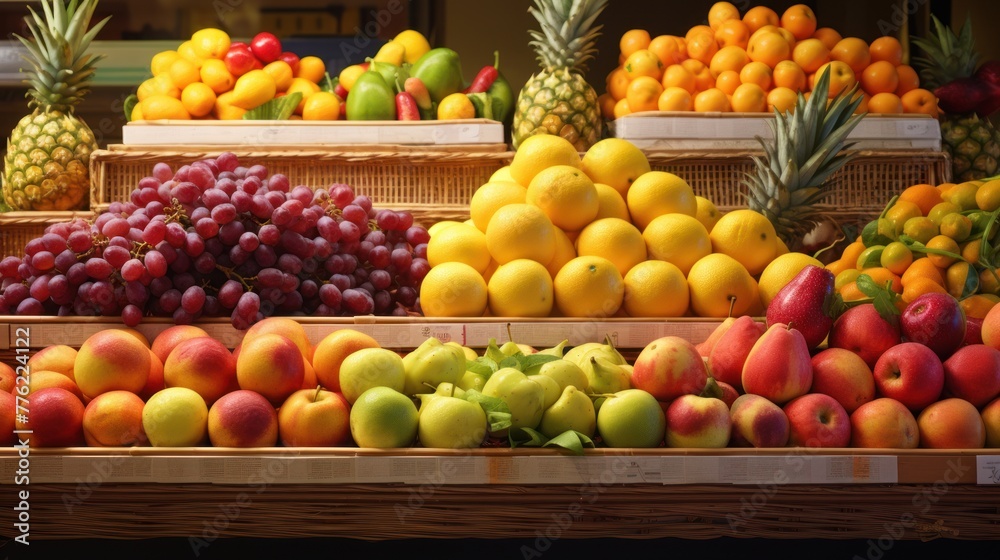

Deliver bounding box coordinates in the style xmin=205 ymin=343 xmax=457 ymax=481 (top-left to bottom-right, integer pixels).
xmin=394 ymin=29 xmax=432 ymax=64
xmin=757 ymin=251 xmax=824 ymax=307
xmin=879 ymin=241 xmax=913 ymax=275
xmin=296 ymin=56 xmax=327 ymax=83
xmin=942 ymin=181 xmax=980 ymax=211
xmin=509 ymin=134 xmax=582 ymax=187
xmin=901 ymin=257 xmax=946 ymax=288
xmin=140 ymin=95 xmax=191 ymax=120
xmin=419 ymin=262 xmax=488 ymax=317
xmin=180 ymin=82 xmax=217 ymax=118
xmin=708 ymin=209 xmax=779 ymax=276
xmin=213 ymin=91 xmax=246 ymax=120
xmin=469 ymin=181 xmax=528 ymax=232
xmin=960 ymin=294 xmax=997 ymax=319
xmin=190 ymin=28 xmax=231 ymax=60
xmin=545 ymin=227 xmax=578 ymax=279
xmin=151 ymin=50 xmax=181 ymax=76
xmin=927 ymin=201 xmax=962 ymax=225
xmin=167 ymin=58 xmax=201 ymax=90
xmin=437 ymin=92 xmax=476 ymax=120
xmin=593 ymin=183 xmax=631 ymax=221
xmin=641 ymin=213 xmax=712 ymax=276
xmin=580 ymin=138 xmax=652 ymax=197
xmin=263 ymin=60 xmax=294 ymax=91
xmin=526 ymin=165 xmax=600 ymax=232
xmin=552 ymin=256 xmax=625 ymax=318
xmin=687 ymin=253 xmax=759 ymax=317
xmin=302 ymin=91 xmax=341 ymax=120
xmin=925 ymin=235 xmax=961 ymax=268
xmin=311 ymin=329 xmax=380 ymax=392
xmin=427 ymin=222 xmax=491 ymax=274
xmin=626 ymin=171 xmax=698 ymax=230
xmin=976 ymin=179 xmax=1000 ymax=211
xmin=945 ymin=261 xmax=978 ymax=298
xmin=427 ymin=220 xmax=463 ymax=237
xmin=490 ymin=166 xmax=514 ymax=183
xmin=136 ymin=74 xmax=180 ymax=101
xmin=199 ymin=59 xmax=236 ymax=94
xmin=939 ymin=212 xmax=972 ymax=243
xmin=901 ymin=216 xmax=938 ymax=244
xmin=694 ymin=196 xmax=722 ymax=231
xmin=287 ymin=77 xmax=321 ymax=113
xmin=349 ymin=386 xmax=419 ymax=448
xmin=487 ymin=259 xmax=555 ymax=317
xmin=485 ymin=203 xmax=557 ymax=265
xmin=230 ymin=69 xmax=277 ymax=110
xmin=575 ymin=218 xmax=647 ymax=278
xmin=623 ymin=260 xmax=689 ymax=317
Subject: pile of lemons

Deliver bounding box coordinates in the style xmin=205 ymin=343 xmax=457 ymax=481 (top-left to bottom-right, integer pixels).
xmin=419 ymin=135 xmax=821 ymax=319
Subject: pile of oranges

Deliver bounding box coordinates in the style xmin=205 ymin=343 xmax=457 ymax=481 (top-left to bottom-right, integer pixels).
xmin=601 ymin=2 xmax=940 ymax=118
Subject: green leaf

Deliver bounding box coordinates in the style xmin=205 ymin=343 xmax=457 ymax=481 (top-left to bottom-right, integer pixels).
xmin=243 ymin=92 xmax=302 ymax=120
xmin=543 ymin=430 xmax=594 ymax=455
xmin=123 ymin=93 xmax=138 ymax=122
xmin=466 ymin=359 xmax=494 ymax=377
xmin=855 ymin=273 xmax=901 ymax=324
xmin=319 ymin=72 xmax=336 ymax=93
xmin=484 ymin=338 xmax=507 ymax=364
xmin=516 ymin=353 xmax=560 ymax=371
xmin=497 ymin=356 xmax=521 ymax=370
xmin=463 ymin=389 xmax=511 ymax=433
xmin=508 ymin=426 xmax=548 ymax=448
xmin=899 ymin=235 xmax=966 ymax=262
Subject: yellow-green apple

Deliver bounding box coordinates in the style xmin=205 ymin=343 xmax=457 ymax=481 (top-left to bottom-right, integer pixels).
xmin=809 ymin=347 xmax=876 ymax=413
xmin=0 ymin=391 xmax=16 ymax=445
xmin=981 ymin=396 xmax=1000 ymax=447
xmin=742 ymin=323 xmax=813 ymax=405
xmin=142 ymin=387 xmax=209 ymax=447
xmin=695 ymin=317 xmax=737 ymax=358
xmin=596 ymin=388 xmax=666 ymax=448
xmin=665 ymin=393 xmax=732 ymax=448
xmin=403 ymin=337 xmax=466 ymax=396
xmin=16 ymin=387 xmax=84 ymax=447
xmin=849 ymin=397 xmax=919 ymax=449
xmin=278 ymin=387 xmax=352 ymax=447
xmin=707 ymin=315 xmax=765 ymax=390
xmin=140 ymin=349 xmax=166 ymax=401
xmin=349 ymin=386 xmax=419 ymax=448
xmin=539 ymin=385 xmax=597 ymax=438
xmin=482 ymin=368 xmax=546 ymax=431
xmin=828 ymin=303 xmax=902 ymax=369
xmin=26 ymin=344 xmax=77 ymax=381
xmin=783 ymin=393 xmax=851 ymax=447
xmin=163 ymin=336 xmax=238 ymax=406
xmin=529 ymin=359 xmax=589 ymax=393
xmin=631 ymin=336 xmax=709 ymax=401
xmin=765 ymin=265 xmax=836 ymax=350
xmin=26 ymin=370 xmax=84 ymax=400
xmin=873 ymin=342 xmax=944 ymax=411
xmin=236 ymin=333 xmax=305 ymax=406
xmin=241 ymin=316 xmax=313 ymax=364
xmin=149 ymin=324 xmax=210 ymax=364
xmin=729 ymin=393 xmax=790 ymax=448
xmin=311 ymin=329 xmax=380 ymax=392
xmin=208 ymin=389 xmax=279 ymax=448
xmin=0 ymin=362 xmax=15 ymax=393
xmin=416 ymin=394 xmax=488 ymax=449
xmin=942 ymin=344 xmax=1000 ymax=408
xmin=917 ymin=397 xmax=986 ymax=449
xmin=82 ymin=390 xmax=146 ymax=447
xmin=900 ymin=292 xmax=966 ymax=360
xmin=337 ymin=347 xmax=406 ymax=404
xmin=74 ymin=329 xmax=150 ymax=399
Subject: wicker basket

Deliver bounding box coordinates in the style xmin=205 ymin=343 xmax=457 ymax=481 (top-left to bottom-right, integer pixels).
xmin=89 ymin=145 xmax=514 ymax=226
xmin=0 ymin=211 xmax=95 ymax=259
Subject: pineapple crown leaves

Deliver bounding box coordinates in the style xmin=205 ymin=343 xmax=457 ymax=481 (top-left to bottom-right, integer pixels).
xmin=911 ymin=14 xmax=977 ymax=89
xmin=15 ymin=0 xmax=110 ymax=112
xmin=527 ymin=0 xmax=608 ymax=74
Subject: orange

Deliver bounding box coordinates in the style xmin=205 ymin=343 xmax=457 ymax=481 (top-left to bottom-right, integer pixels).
xmin=716 ymin=70 xmax=742 ymax=95
xmin=180 ymin=82 xmax=217 ymax=118
xmin=813 ymin=27 xmax=843 ymax=50
xmin=613 ymin=98 xmax=632 ymax=118
xmin=772 ymin=60 xmax=807 ymax=91
xmin=880 ymin=241 xmax=913 ymax=275
xmin=649 ymin=35 xmax=684 ymax=66
xmin=860 ymin=60 xmax=899 ymax=95
xmin=190 ymin=28 xmax=231 ymax=60
xmin=687 ymin=31 xmax=720 ymax=66
xmin=167 ymin=58 xmax=201 ymax=90
xmin=902 ymin=276 xmax=949 ymax=304
xmin=302 ymin=91 xmax=341 ymax=120
xmin=662 ymin=64 xmax=696 ymax=94
xmin=624 ymin=49 xmax=664 ymax=81
xmin=792 ymin=38 xmax=830 ymax=74
xmin=710 ymin=45 xmax=750 ymax=77
xmin=825 ymin=258 xmax=853 ymax=278
xmin=151 ymin=50 xmax=181 ymax=77
xmin=297 ymin=56 xmax=326 ymax=84
xmin=687 ymin=24 xmax=716 ymax=42
xmin=900 ymin=88 xmax=939 ymax=118
xmin=213 ymin=91 xmax=246 ymax=120
xmin=960 ymin=294 xmax=997 ymax=319
xmin=682 ymin=59 xmax=716 ymax=92
xmin=263 ymin=60 xmax=294 ymax=92
xmin=862 ymin=267 xmax=903 ymax=294
xmin=895 ymin=64 xmax=920 ymax=96
xmin=199 ymin=59 xmax=236 ymax=94
xmin=620 ymin=29 xmax=652 ymax=58
xmin=747 ymin=31 xmax=792 ymax=68
xmin=898 ymin=183 xmax=943 ymax=216
xmin=694 ymin=88 xmax=732 ymax=112
xmin=739 ymin=61 xmax=772 ymax=89
xmin=830 ymin=37 xmax=872 ymax=75
xmin=626 ymin=76 xmax=664 ymax=113
xmin=840 ymin=240 xmax=867 ymax=266
xmin=925 ymin=235 xmax=962 ymax=268
xmin=136 ymin=74 xmax=180 ymax=101
xmin=708 ymin=1 xmax=741 ymax=30
xmin=658 ymin=87 xmax=694 ymax=112
xmin=287 ymin=78 xmax=321 ymax=114
xmin=811 ymin=61 xmax=857 ymax=98
xmin=715 ymin=19 xmax=751 ymax=49
xmin=867 ymin=92 xmax=903 ymax=114
xmin=742 ymin=6 xmax=780 ymax=33
xmin=839 ymin=281 xmax=866 ymax=302
xmin=767 ymin=86 xmax=798 ymax=113
xmin=731 ymin=82 xmax=767 ymax=112
xmin=599 ymin=93 xmax=617 ymax=119
xmin=901 ymin=257 xmax=946 ymax=287
xmin=852 ymin=90 xmax=871 ymax=114
xmin=869 ymin=36 xmax=903 ymax=66
xmin=141 ymin=95 xmax=191 ymax=120
xmin=780 ymin=4 xmax=817 ymax=41
xmin=607 ymin=67 xmax=630 ymax=100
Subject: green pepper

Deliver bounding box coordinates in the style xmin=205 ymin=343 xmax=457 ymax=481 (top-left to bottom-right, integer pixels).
xmin=486 ymin=55 xmax=515 ymax=126
xmin=366 ymin=60 xmax=409 ymax=94
xmin=345 ymin=70 xmax=397 ymax=121
xmin=467 ymin=92 xmax=494 ymax=120
xmin=409 ymin=47 xmax=465 ymax=104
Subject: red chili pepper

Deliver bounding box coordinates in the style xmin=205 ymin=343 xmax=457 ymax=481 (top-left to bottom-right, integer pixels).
xmin=334 ymin=83 xmax=349 ymax=101
xmin=464 ymin=51 xmax=500 ymax=94
xmin=396 ymin=91 xmax=421 ymax=120
xmin=403 ymin=77 xmax=432 ymax=111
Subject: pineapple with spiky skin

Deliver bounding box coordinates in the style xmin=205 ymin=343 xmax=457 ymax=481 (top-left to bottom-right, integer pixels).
xmin=2 ymin=0 xmax=109 ymax=211
xmin=912 ymin=15 xmax=1000 ymax=181
xmin=745 ymin=69 xmax=864 ymax=248
xmin=512 ymin=0 xmax=607 ymax=152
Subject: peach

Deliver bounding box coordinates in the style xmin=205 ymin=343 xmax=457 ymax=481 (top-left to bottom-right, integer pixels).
xmin=0 ymin=362 xmax=15 ymax=393
xmin=301 ymin=359 xmax=318 ymax=390
xmin=26 ymin=344 xmax=77 ymax=381
xmin=918 ymin=397 xmax=986 ymax=449
xmin=982 ymin=396 xmax=1000 ymax=448
xmin=116 ymin=327 xmax=151 ymax=348
xmin=730 ymin=393 xmax=790 ymax=448
xmin=632 ymin=336 xmax=709 ymax=401
xmin=163 ymin=336 xmax=238 ymax=406
xmin=74 ymin=329 xmax=150 ymax=399
xmin=0 ymin=391 xmax=16 ymax=446
xmin=242 ymin=317 xmax=313 ymax=364
xmin=27 ymin=370 xmax=84 ymax=400
xmin=140 ymin=349 xmax=166 ymax=401
xmin=208 ymin=389 xmax=279 ymax=448
xmin=17 ymin=387 xmax=84 ymax=447
xmin=83 ymin=390 xmax=147 ymax=447
xmin=810 ymin=347 xmax=876 ymax=413
xmin=278 ymin=387 xmax=352 ymax=447
xmin=150 ymin=324 xmax=210 ymax=364
xmin=311 ymin=329 xmax=380 ymax=392
xmin=664 ymin=394 xmax=731 ymax=448
xmin=237 ymin=333 xmax=305 ymax=406
xmin=850 ymin=397 xmax=919 ymax=448
xmin=980 ymin=302 xmax=1000 ymax=352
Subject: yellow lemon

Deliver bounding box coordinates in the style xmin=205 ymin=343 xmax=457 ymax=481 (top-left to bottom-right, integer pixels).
xmin=427 ymin=223 xmax=491 ymax=274
xmin=487 ymin=259 xmax=554 ymax=317
xmin=168 ymin=58 xmax=201 ymax=90
xmin=593 ymin=183 xmax=631 ymax=221
xmin=374 ymin=40 xmax=407 ymax=66
xmin=230 ymin=69 xmax=277 ymax=110
xmin=526 ymin=165 xmax=600 ymax=232
xmin=546 ymin=227 xmax=578 ymax=279
xmin=580 ymin=138 xmax=652 ymax=197
xmin=213 ymin=91 xmax=246 ymax=120
xmin=641 ymin=213 xmax=712 ymax=276
xmin=176 ymin=41 xmax=204 ymax=67
xmin=575 ymin=218 xmax=647 ymax=278
xmin=200 ymin=59 xmax=236 ymax=94
xmin=976 ymin=179 xmax=1000 ymax=211
xmin=695 ymin=196 xmax=722 ymax=231
xmin=180 ymin=82 xmax=217 ymax=118
xmin=757 ymin=251 xmax=825 ymax=307
xmin=552 ymin=256 xmax=625 ymax=318
xmin=626 ymin=171 xmax=698 ymax=230
xmin=263 ymin=60 xmax=295 ymax=92
xmin=287 ymin=77 xmax=322 ymax=114
xmin=137 ymin=74 xmax=180 ymax=101
xmin=469 ymin=181 xmax=528 ymax=232
xmin=130 ymin=102 xmax=144 ymax=122
xmin=687 ymin=253 xmax=760 ymax=317
xmin=297 ymin=56 xmax=327 ymax=84
xmin=623 ymin=260 xmax=690 ymax=317
xmin=428 ymin=221 xmax=464 ymax=237
xmin=394 ymin=30 xmax=432 ymax=64
xmin=438 ymin=92 xmax=476 ymax=120
xmin=419 ymin=262 xmax=488 ymax=317
xmin=190 ymin=28 xmax=231 ymax=60
xmin=151 ymin=50 xmax=181 ymax=76
xmin=302 ymin=91 xmax=341 ymax=120
xmin=509 ymin=134 xmax=582 ymax=187
xmin=482 ymin=258 xmax=500 ymax=284
xmin=490 ymin=166 xmax=514 ymax=183
xmin=140 ymin=95 xmax=191 ymax=120
xmin=775 ymin=236 xmax=790 ymax=256
xmin=485 ymin=203 xmax=557 ymax=265
xmin=709 ymin=209 xmax=778 ymax=276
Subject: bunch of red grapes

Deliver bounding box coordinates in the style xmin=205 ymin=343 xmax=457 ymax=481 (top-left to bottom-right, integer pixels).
xmin=0 ymin=152 xmax=430 ymax=328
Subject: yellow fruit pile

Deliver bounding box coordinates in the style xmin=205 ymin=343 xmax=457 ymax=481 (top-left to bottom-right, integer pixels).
xmin=602 ymin=1 xmax=939 ymax=118
xmin=132 ymin=29 xmax=329 ymax=121
xmin=420 ymin=136 xmax=821 ymax=318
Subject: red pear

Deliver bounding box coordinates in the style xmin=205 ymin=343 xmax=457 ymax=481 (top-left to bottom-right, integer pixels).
xmin=742 ymin=323 xmax=814 ymax=405
xmin=708 ymin=315 xmax=766 ymax=391
xmin=696 ymin=317 xmax=737 ymax=358
xmin=765 ymin=265 xmax=835 ymax=350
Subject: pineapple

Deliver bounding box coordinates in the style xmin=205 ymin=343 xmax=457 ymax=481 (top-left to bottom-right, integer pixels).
xmin=912 ymin=15 xmax=1000 ymax=181
xmin=744 ymin=69 xmax=864 ymax=248
xmin=512 ymin=0 xmax=607 ymax=152
xmin=2 ymin=0 xmax=109 ymax=211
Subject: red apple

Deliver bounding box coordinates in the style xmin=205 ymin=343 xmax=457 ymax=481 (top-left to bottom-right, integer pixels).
xmin=664 ymin=394 xmax=732 ymax=448
xmin=224 ymin=44 xmax=257 ymax=77
xmin=631 ymin=336 xmax=709 ymax=401
xmin=917 ymin=397 xmax=986 ymax=449
xmin=849 ymin=397 xmax=919 ymax=449
xmin=828 ymin=303 xmax=902 ymax=369
xmin=964 ymin=316 xmax=984 ymax=346
xmin=16 ymin=387 xmax=84 ymax=447
xmin=873 ymin=342 xmax=944 ymax=412
xmin=783 ymin=393 xmax=851 ymax=447
xmin=278 ymin=51 xmax=301 ymax=76
xmin=729 ymin=393 xmax=790 ymax=448
xmin=250 ymin=32 xmax=282 ymax=64
xmin=900 ymin=292 xmax=966 ymax=360
xmin=278 ymin=387 xmax=352 ymax=447
xmin=715 ymin=380 xmax=740 ymax=408
xmin=0 ymin=391 xmax=16 ymax=446
xmin=942 ymin=344 xmax=1000 ymax=408
xmin=809 ymin=347 xmax=876 ymax=413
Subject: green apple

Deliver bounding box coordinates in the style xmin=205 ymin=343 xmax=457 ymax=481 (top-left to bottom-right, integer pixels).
xmin=349 ymin=386 xmax=419 ymax=448
xmin=338 ymin=347 xmax=405 ymax=404
xmin=596 ymin=389 xmax=665 ymax=448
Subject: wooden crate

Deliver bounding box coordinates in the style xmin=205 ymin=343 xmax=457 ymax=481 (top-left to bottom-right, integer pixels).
xmin=0 ymin=211 xmax=94 ymax=259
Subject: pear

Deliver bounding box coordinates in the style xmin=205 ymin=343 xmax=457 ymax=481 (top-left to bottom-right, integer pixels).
xmin=537 ymin=339 xmax=569 ymax=358
xmin=696 ymin=317 xmax=737 ymax=358
xmin=742 ymin=323 xmax=814 ymax=405
xmin=499 ymin=340 xmax=524 ymax=357
xmin=529 ymin=359 xmax=589 ymax=392
xmin=402 ymin=337 xmax=466 ymax=395
xmin=417 ymin=394 xmax=488 ymax=449
xmin=456 ymin=370 xmax=487 ymax=392
xmin=414 ymin=381 xmax=466 ymax=413
xmin=539 ymin=385 xmax=597 ymax=438
xmin=482 ymin=367 xmax=546 ymax=430
xmin=582 ymin=356 xmax=631 ymax=395
xmin=445 ymin=341 xmax=478 ymax=361
xmin=564 ymin=335 xmax=627 ymax=369
xmin=707 ymin=315 xmax=766 ymax=390
xmin=528 ymin=373 xmax=562 ymax=410
xmin=765 ymin=265 xmax=836 ymax=350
